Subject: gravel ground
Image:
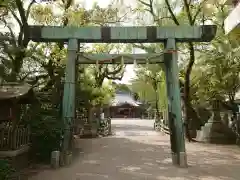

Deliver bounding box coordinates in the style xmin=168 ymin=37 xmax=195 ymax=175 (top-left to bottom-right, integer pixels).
xmin=29 ymin=119 xmax=240 ymax=180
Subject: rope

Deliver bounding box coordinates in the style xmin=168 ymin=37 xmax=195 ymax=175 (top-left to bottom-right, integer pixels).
xmin=165 ymin=49 xmax=178 ymax=53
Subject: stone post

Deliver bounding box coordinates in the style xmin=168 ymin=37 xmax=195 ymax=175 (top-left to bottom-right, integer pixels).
xmin=196 ymin=100 xmax=236 ymax=144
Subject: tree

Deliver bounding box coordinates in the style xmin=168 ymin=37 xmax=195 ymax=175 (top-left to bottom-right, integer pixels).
xmin=113 ymin=82 xmax=131 ymax=93
xmin=131 ymin=64 xmax=167 ymax=115
xmin=192 ymin=3 xmax=240 ymax=110
xmin=77 ymin=71 xmax=114 ymax=107
xmin=0 ymin=0 xmax=37 ymax=82
xmin=29 ymin=0 xmax=129 ymax=88
xmin=86 ymin=43 xmax=126 ymax=88
xmin=128 ymin=0 xmax=213 ymax=141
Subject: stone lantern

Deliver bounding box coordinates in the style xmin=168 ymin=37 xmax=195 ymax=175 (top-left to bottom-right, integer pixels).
xmin=196 ymin=100 xmax=236 ymax=144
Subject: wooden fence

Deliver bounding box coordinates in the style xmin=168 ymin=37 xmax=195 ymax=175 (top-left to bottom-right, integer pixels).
xmin=154 ymin=110 xmax=170 ymax=134
xmin=0 ymin=126 xmax=30 ymax=150
xmin=154 ymin=119 xmax=170 ymax=134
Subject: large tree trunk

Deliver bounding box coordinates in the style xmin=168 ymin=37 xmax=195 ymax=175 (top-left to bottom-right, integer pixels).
xmin=183 ymin=42 xmax=195 ymax=142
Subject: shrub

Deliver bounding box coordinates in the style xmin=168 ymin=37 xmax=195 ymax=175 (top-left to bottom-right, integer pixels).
xmin=0 ymin=160 xmax=15 ymax=180
xmin=26 ymin=104 xmax=64 ymax=163
xmin=30 ymin=115 xmax=64 ymax=162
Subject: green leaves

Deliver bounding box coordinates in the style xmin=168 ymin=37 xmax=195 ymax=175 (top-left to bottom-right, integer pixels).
xmin=31 ymin=4 xmax=57 ymax=25
xmin=76 ymin=72 xmax=114 ymax=106
xmin=192 ymin=13 xmax=240 ymax=104
xmin=130 ymin=64 xmax=167 ymax=110
xmin=0 ymin=159 xmax=15 ymax=180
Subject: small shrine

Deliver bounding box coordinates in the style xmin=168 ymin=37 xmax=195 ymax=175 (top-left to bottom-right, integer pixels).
xmin=109 ymin=91 xmax=144 ymax=118
xmin=0 ymin=82 xmax=35 ymax=170
xmin=0 ymin=82 xmax=35 ymax=123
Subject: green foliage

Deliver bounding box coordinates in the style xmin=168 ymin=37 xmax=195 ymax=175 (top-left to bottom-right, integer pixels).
xmin=113 ymin=82 xmax=131 ymax=93
xmin=190 ymin=4 xmax=240 ymax=105
xmin=0 ymin=160 xmax=15 ymax=180
xmin=26 ymin=103 xmax=64 ymax=162
xmin=128 ymin=0 xmax=240 ymax=111
xmin=77 ymin=71 xmax=115 ymax=107
xmin=130 ymin=64 xmax=167 ymax=110
xmin=86 ymin=43 xmax=126 ymax=87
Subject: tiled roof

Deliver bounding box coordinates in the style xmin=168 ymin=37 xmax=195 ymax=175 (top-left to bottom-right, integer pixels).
xmin=111 ymin=92 xmax=141 ymax=106
xmin=0 ymin=83 xmax=32 ymax=100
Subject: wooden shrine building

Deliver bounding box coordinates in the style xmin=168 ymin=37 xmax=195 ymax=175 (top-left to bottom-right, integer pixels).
xmin=109 ymin=91 xmax=144 ymax=118
xmin=0 ymin=83 xmax=35 ymax=123
xmin=0 ymin=83 xmax=36 ymax=171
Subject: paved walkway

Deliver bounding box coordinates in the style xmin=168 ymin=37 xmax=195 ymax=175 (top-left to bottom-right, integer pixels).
xmin=29 ymin=119 xmax=240 ymax=180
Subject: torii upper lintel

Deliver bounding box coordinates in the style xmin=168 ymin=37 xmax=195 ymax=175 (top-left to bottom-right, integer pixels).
xmin=28 ymin=25 xmax=217 ymax=43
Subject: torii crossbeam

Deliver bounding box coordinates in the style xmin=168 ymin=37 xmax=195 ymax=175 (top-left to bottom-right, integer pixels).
xmin=76 ymin=53 xmax=165 ymax=64
xmin=28 ymin=25 xmax=217 ymax=167
xmin=29 ymin=25 xmax=216 ymax=43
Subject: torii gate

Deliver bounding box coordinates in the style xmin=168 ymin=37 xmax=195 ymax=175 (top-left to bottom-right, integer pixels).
xmin=28 ymin=25 xmax=217 ymax=167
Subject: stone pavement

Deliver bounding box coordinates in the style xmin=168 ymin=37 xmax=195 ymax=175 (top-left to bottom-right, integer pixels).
xmin=29 ymin=119 xmax=240 ymax=180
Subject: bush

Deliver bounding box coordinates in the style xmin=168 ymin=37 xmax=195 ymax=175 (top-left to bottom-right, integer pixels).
xmin=30 ymin=116 xmax=64 ymax=162
xmin=26 ymin=104 xmax=64 ymax=163
xmin=0 ymin=160 xmax=15 ymax=180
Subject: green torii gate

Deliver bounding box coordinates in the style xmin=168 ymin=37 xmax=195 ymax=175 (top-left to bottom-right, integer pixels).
xmin=28 ymin=25 xmax=217 ymax=167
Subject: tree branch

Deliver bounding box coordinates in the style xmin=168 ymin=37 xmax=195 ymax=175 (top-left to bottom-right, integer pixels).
xmin=15 ymin=0 xmax=28 ymax=27
xmin=183 ymin=0 xmax=193 ymax=25
xmin=15 ymin=0 xmax=31 ymax=47
xmin=9 ymin=8 xmax=22 ymax=27
xmin=164 ymin=0 xmax=179 ymax=25
xmin=138 ymin=0 xmax=155 ymax=17
xmin=192 ymin=0 xmax=208 ymax=25
xmin=26 ymin=0 xmax=36 ymax=19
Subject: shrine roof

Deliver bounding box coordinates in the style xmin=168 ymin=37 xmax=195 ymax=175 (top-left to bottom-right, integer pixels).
xmin=0 ymin=83 xmax=32 ymax=100
xmin=111 ymin=92 xmax=142 ymax=107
